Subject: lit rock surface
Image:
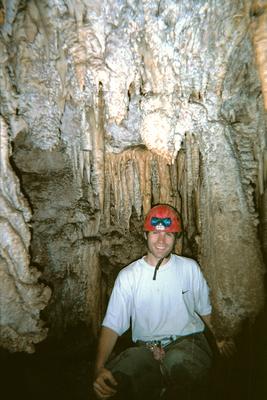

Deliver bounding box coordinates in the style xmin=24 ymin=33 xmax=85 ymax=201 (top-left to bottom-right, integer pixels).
xmin=0 ymin=117 xmax=51 ymax=352
xmin=0 ymin=0 xmax=266 ymax=351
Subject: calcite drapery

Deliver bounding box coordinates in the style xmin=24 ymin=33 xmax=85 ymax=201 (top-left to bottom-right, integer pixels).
xmin=0 ymin=0 xmax=266 ymax=351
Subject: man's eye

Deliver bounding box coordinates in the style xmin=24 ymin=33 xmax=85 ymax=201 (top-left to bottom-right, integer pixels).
xmin=166 ymin=233 xmax=174 ymax=237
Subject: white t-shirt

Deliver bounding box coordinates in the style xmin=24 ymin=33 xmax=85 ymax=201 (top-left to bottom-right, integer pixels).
xmin=102 ymin=254 xmax=211 ymax=342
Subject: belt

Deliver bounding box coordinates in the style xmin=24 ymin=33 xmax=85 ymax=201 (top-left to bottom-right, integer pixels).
xmin=136 ymin=334 xmax=182 ymax=349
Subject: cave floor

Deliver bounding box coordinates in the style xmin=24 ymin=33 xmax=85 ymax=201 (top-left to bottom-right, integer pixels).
xmin=1 ymin=312 xmax=267 ymax=400
xmin=1 ymin=342 xmax=95 ymax=400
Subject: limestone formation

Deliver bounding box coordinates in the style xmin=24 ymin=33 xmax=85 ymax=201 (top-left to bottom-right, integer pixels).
xmin=0 ymin=0 xmax=266 ymax=351
xmin=0 ymin=117 xmax=51 ymax=352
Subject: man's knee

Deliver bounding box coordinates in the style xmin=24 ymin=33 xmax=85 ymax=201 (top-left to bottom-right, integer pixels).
xmin=107 ymin=345 xmax=162 ymax=385
xmin=108 ymin=346 xmax=156 ymax=373
xmin=163 ymin=342 xmax=212 ymax=384
xmin=107 ymin=346 xmax=162 ymax=399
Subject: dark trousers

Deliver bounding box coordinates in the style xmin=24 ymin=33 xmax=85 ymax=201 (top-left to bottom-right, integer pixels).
xmin=107 ymin=332 xmax=213 ymax=400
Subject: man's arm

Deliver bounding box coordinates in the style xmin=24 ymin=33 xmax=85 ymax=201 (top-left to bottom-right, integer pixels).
xmin=93 ymin=326 xmax=119 ymax=399
xmin=201 ymin=314 xmax=236 ymax=357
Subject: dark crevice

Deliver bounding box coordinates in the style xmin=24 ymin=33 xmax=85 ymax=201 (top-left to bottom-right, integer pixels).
xmin=9 ymin=143 xmax=34 ymax=211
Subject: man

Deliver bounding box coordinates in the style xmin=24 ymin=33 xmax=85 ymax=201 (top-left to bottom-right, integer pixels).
xmin=93 ymin=204 xmax=235 ymax=399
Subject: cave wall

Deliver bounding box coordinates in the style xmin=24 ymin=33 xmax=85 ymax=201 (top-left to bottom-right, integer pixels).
xmin=0 ymin=117 xmax=51 ymax=352
xmin=0 ymin=0 xmax=266 ymax=352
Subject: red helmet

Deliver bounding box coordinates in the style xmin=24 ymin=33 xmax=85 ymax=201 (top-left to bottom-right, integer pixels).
xmin=143 ymin=204 xmax=182 ymax=233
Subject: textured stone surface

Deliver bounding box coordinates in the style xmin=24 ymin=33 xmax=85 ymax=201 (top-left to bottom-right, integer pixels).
xmin=0 ymin=0 xmax=266 ymax=351
xmin=0 ymin=118 xmax=51 ymax=352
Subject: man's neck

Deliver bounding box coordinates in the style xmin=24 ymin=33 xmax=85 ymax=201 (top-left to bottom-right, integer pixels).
xmin=144 ymin=253 xmax=171 ymax=267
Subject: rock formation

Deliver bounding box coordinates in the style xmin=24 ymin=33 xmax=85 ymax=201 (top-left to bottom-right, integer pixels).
xmin=0 ymin=0 xmax=266 ymax=352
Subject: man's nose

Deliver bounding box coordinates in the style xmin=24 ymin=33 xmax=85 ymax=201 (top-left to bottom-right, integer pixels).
xmin=157 ymin=233 xmax=166 ymax=243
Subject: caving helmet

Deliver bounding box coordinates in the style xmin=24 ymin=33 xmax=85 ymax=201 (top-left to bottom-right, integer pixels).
xmin=143 ymin=204 xmax=182 ymax=233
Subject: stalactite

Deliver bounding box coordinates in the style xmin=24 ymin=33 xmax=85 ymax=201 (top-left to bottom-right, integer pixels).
xmin=95 ymin=82 xmax=105 ymax=211
xmin=157 ymin=157 xmax=171 ymax=205
xmin=105 ymin=147 xmax=183 ymax=229
xmin=117 ymin=160 xmax=124 ymax=221
xmin=184 ymin=138 xmax=192 ymax=235
xmin=184 ymin=133 xmax=201 ymax=240
xmin=150 ymin=158 xmax=160 ymax=204
xmin=103 ymin=157 xmax=111 ymax=228
xmin=0 ymin=0 xmax=266 ymax=351
xmin=143 ymin=151 xmax=153 ymax=216
xmin=252 ymin=0 xmax=267 ymax=110
xmin=88 ymin=83 xmax=105 ymax=212
xmin=107 ymin=154 xmax=119 ymax=219
xmin=81 ymin=105 xmax=92 ymax=183
xmin=125 ymin=157 xmax=135 ymax=211
xmin=177 ymin=148 xmax=188 ymax=230
xmin=65 ymin=0 xmax=89 ymax=91
xmin=169 ymin=161 xmax=180 ymax=209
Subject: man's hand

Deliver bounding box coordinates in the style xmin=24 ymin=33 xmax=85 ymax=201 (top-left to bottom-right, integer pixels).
xmin=93 ymin=367 xmax=118 ymax=399
xmin=216 ymin=338 xmax=236 ymax=358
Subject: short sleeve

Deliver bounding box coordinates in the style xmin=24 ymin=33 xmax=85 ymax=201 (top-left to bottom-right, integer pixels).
xmin=102 ymin=270 xmax=132 ymax=336
xmin=193 ymin=262 xmax=212 ymax=316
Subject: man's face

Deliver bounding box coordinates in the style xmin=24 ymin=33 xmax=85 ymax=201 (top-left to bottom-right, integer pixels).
xmin=146 ymin=230 xmax=176 ymax=263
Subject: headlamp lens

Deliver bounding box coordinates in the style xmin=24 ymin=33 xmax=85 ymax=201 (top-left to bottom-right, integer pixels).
xmin=151 ymin=217 xmax=172 ymax=228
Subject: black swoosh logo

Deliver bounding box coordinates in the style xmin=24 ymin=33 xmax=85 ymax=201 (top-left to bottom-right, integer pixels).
xmin=182 ymin=290 xmax=189 ymax=294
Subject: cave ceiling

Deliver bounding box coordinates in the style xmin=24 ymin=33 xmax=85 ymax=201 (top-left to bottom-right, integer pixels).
xmin=0 ymin=0 xmax=266 ymax=352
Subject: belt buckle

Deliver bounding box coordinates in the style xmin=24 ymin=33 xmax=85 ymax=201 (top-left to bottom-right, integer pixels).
xmin=146 ymin=340 xmax=166 ymax=361
xmin=145 ymin=340 xmax=160 ymax=351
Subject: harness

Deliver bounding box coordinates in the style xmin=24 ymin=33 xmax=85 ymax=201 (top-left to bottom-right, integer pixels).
xmin=136 ymin=334 xmax=181 ymax=349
